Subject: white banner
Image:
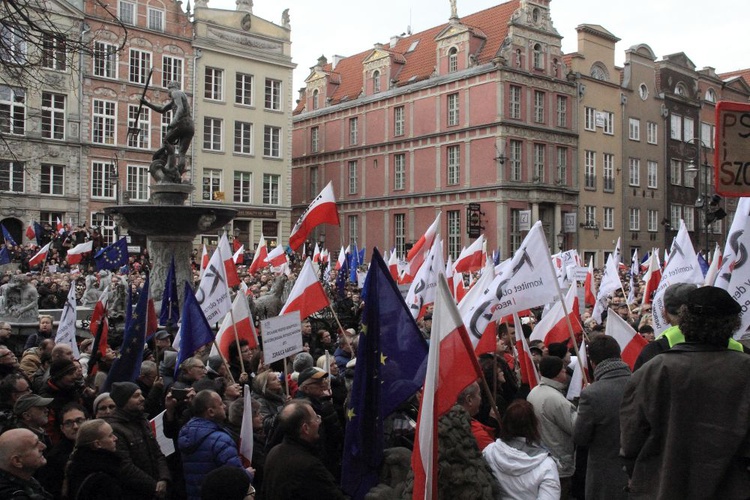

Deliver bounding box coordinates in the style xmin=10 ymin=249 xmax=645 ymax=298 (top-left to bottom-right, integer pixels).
xmin=261 ymin=311 xmax=302 ymax=364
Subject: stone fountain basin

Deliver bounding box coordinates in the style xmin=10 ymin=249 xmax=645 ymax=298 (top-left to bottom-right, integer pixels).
xmin=104 ymin=205 xmax=237 ymax=236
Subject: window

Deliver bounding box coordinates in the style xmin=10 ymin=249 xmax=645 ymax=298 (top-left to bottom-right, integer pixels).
xmin=91 ymin=214 xmax=116 ymax=244
xmin=670 ymin=114 xmax=683 ymax=141
xmin=670 ymin=204 xmax=682 ymax=229
xmin=509 ymin=140 xmax=522 ymax=181
xmin=394 ymin=106 xmax=405 ymax=136
xmin=510 ymin=210 xmax=523 ymax=253
xmin=160 ymin=109 xmax=172 ymax=146
xmin=629 ymin=158 xmax=640 ymax=186
xmin=647 ymin=161 xmax=658 ymax=189
xmin=126 ymin=105 xmax=150 ymax=149
xmin=92 ymin=99 xmax=115 ymax=144
xmin=348 ymin=161 xmax=358 ymax=194
xmin=40 ymin=164 xmax=64 ymax=195
xmin=647 ymin=122 xmax=658 ymax=144
xmin=629 ymin=118 xmax=640 ymax=141
xmin=533 ymin=91 xmax=545 ymax=123
xmin=41 ymin=92 xmax=65 ymax=140
xmin=373 ymin=70 xmax=381 ymax=93
xmin=670 ymin=159 xmax=682 ymax=185
xmin=394 ymin=153 xmax=405 ymax=190
xmin=236 ymin=73 xmax=253 ymax=106
xmin=91 ymin=162 xmax=115 ymax=199
xmin=584 ymin=206 xmax=596 ymax=226
xmin=629 ymin=208 xmax=640 ymax=231
xmin=93 ymin=42 xmax=117 ymax=78
xmin=675 ymin=83 xmax=687 ymax=96
xmin=603 ymin=207 xmax=614 ymax=230
xmin=556 ymin=147 xmax=567 ymax=183
xmin=348 ymin=215 xmax=359 ymax=245
xmin=0 ymin=86 xmax=25 ymax=135
xmin=648 ymin=210 xmax=658 ymax=232
xmin=585 ymin=151 xmax=596 ymax=189
xmin=127 ymin=165 xmax=149 ymax=201
xmin=705 ymin=88 xmax=717 ymax=103
xmin=119 ymin=1 xmax=135 ymax=25
xmin=263 ymin=174 xmax=280 ymax=205
xmin=447 ymin=145 xmax=460 ymax=185
xmin=202 ymin=169 xmax=222 ymax=201
xmin=162 ymin=56 xmax=183 ymax=88
xmin=203 ymin=117 xmax=223 ymax=151
xmin=639 ymin=83 xmax=649 ymax=100
xmin=0 ymin=161 xmax=24 ymax=192
xmin=684 ymin=206 xmax=695 ymax=231
xmin=602 ymin=111 xmax=614 ymax=135
xmin=309 ymin=166 xmax=319 ymax=199
xmin=533 ymin=43 xmax=543 ymax=69
xmin=591 ymin=63 xmax=608 ymax=81
xmin=701 ymin=122 xmax=714 ymax=149
xmin=234 ymin=121 xmax=253 ymax=154
xmin=0 ymin=26 xmax=27 ymax=64
xmin=42 ymin=32 xmax=66 ymax=71
xmin=509 ymin=85 xmax=521 ymax=119
xmin=684 ymin=117 xmax=695 ymax=143
xmin=234 ymin=171 xmax=252 ymax=203
xmin=129 ymin=49 xmax=151 ymax=84
xmin=448 ymin=47 xmax=458 ymax=73
xmin=312 ymin=89 xmax=319 ymax=110
xmin=447 ymin=93 xmax=459 ymax=126
xmin=556 ymin=96 xmax=567 ymax=127
xmin=603 ymin=153 xmax=614 ymax=191
xmin=533 ymin=143 xmax=545 ymax=182
xmin=205 ymin=68 xmax=224 ymax=101
xmin=394 ymin=214 xmax=405 ymax=256
xmin=349 ymin=117 xmax=358 ymax=145
xmin=584 ymin=107 xmax=596 ymax=131
xmin=264 ymin=79 xmax=281 ymax=110
xmin=310 ymin=126 xmax=319 ymax=153
xmin=263 ymin=126 xmax=281 ymax=157
xmin=147 ymin=8 xmax=164 ymax=31
xmin=447 ymin=210 xmax=461 ymax=258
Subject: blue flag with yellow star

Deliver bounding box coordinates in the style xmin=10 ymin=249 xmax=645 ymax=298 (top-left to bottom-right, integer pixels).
xmin=102 ymin=274 xmax=150 ymax=392
xmin=341 ymin=248 xmax=428 ymax=499
xmin=94 ymin=237 xmax=129 ymax=271
xmin=0 ymin=247 xmax=10 ymax=265
xmin=159 ymin=256 xmax=180 ymax=329
xmin=175 ymin=281 xmax=215 ymax=377
xmin=1 ymin=224 xmax=17 ymax=247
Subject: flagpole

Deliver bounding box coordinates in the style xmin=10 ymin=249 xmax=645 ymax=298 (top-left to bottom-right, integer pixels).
xmin=216 ymin=236 xmax=246 ymax=377
xmin=327 ymin=305 xmax=353 ymax=351
xmin=211 ymin=336 xmax=236 ymax=385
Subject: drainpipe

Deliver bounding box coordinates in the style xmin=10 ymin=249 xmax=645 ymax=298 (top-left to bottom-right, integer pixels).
xmin=190 ymin=48 xmax=202 ymax=206
xmin=79 ymin=21 xmax=91 ymax=226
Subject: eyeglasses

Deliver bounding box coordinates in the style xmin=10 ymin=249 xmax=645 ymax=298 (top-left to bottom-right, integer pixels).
xmin=62 ymin=417 xmax=86 ymax=428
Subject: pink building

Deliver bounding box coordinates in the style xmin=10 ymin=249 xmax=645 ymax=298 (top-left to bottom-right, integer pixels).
xmin=292 ymin=0 xmax=578 ymax=259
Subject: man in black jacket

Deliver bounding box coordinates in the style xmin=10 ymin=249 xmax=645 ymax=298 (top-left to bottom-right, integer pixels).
xmin=0 ymin=428 xmax=51 ymax=499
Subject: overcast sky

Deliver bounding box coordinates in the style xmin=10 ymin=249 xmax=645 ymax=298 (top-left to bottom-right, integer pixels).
xmin=209 ymin=0 xmax=750 ymax=90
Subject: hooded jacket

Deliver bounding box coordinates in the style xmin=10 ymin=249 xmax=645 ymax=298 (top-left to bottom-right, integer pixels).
xmin=483 ymin=438 xmax=560 ymax=500
xmin=177 ymin=417 xmax=249 ymax=500
xmin=526 ymin=376 xmax=577 ymax=477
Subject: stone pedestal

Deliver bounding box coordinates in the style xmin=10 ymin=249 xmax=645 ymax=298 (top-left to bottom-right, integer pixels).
xmin=148 ymin=234 xmax=195 ymax=311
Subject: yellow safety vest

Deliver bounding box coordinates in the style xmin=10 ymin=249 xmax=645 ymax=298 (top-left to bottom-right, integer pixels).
xmin=663 ymin=326 xmax=744 ymax=352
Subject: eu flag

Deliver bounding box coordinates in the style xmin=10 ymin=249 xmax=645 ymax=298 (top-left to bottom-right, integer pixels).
xmin=94 ymin=237 xmax=129 ymax=271
xmin=33 ymin=222 xmax=44 ymax=246
xmin=0 ymin=247 xmax=10 ymax=265
xmin=175 ymin=281 xmax=215 ymax=376
xmin=159 ymin=256 xmax=180 ymax=328
xmin=102 ymin=274 xmax=150 ymax=391
xmin=336 ymin=257 xmax=349 ymax=300
xmin=1 ymin=224 xmax=17 ymax=247
xmin=341 ymin=248 xmax=429 ymax=499
xmin=349 ymin=243 xmax=360 ymax=283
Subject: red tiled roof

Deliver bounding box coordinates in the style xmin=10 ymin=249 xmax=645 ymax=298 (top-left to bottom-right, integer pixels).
xmin=304 ymin=0 xmax=520 ymax=108
xmin=718 ymin=68 xmax=750 ymax=85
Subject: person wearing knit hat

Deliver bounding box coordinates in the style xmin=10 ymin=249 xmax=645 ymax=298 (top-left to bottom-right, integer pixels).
xmin=291 ymin=352 xmax=314 ymax=382
xmin=38 ymin=358 xmax=83 ymax=445
xmin=621 ymin=286 xmax=750 ymax=498
xmin=200 ymin=465 xmax=252 ymax=500
xmin=93 ymin=392 xmax=117 ymax=418
xmin=109 ymin=382 xmax=140 ymax=409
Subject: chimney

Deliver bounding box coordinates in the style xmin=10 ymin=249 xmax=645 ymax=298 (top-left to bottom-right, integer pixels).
xmin=332 ymin=55 xmax=345 ymax=69
xmin=390 ymin=35 xmax=401 ymax=47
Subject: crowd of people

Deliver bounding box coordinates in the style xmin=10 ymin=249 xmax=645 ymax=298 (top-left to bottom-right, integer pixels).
xmin=0 ymin=240 xmax=748 ymax=500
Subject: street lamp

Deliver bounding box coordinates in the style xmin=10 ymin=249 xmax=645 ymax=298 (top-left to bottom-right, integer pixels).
xmin=556 ymin=231 xmax=565 ymax=250
xmin=684 ymin=137 xmax=726 ymax=255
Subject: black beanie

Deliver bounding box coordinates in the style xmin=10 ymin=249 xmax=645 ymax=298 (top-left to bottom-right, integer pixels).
xmin=547 ymin=342 xmax=569 ymax=359
xmin=110 ymin=381 xmax=140 ymax=408
xmin=49 ymin=358 xmax=76 ymax=381
xmin=539 ymin=356 xmax=564 ymax=379
xmin=201 ymin=465 xmax=251 ymax=500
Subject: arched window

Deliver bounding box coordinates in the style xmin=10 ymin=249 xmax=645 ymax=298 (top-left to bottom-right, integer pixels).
xmin=675 ymin=83 xmax=687 ymax=96
xmin=312 ymin=89 xmax=319 ymax=110
xmin=533 ymin=43 xmax=543 ymax=69
xmin=532 ymin=8 xmax=540 ymax=24
xmin=590 ymin=63 xmax=609 ymax=81
xmin=705 ymin=88 xmax=717 ymax=103
xmin=448 ymin=47 xmax=458 ymax=73
xmin=373 ymin=70 xmax=381 ymax=93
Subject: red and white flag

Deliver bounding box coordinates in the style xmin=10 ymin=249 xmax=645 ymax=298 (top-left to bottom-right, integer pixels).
xmin=195 ymin=242 xmax=232 ymax=326
xmin=66 ymin=241 xmax=93 ymax=265
xmin=200 ymin=245 xmax=209 ymax=278
xmin=247 ymin=235 xmax=268 ymax=275
xmin=407 ymin=213 xmax=441 ymax=277
xmin=514 ymin=312 xmax=540 ymax=389
xmin=279 ymin=257 xmax=330 ymax=319
xmin=212 ymin=292 xmax=258 ymax=361
xmin=238 ymin=384 xmax=254 ymax=467
xmin=453 ymin=235 xmax=485 ymax=274
xmin=232 ymin=245 xmax=245 ymax=264
xmin=334 ymin=246 xmax=347 ymax=271
xmin=529 ymin=284 xmax=582 ymax=347
xmin=56 ymin=217 xmax=63 ymax=234
xmin=445 ymin=256 xmax=455 ymax=296
xmin=704 ymin=242 xmax=722 ymax=286
xmin=606 ymin=308 xmax=648 ymax=369
xmin=29 ymin=242 xmax=51 ymax=268
xmin=641 ymin=251 xmax=662 ymax=305
xmin=592 ymin=252 xmax=622 ymax=324
xmin=25 ymin=223 xmax=35 ymax=240
xmin=288 ymin=181 xmax=340 ymax=251
xmin=312 ymin=243 xmax=321 ymax=263
xmin=218 ymin=233 xmax=240 ymax=288
xmin=412 ymin=277 xmax=483 ymax=500
xmin=584 ymin=257 xmax=596 ymax=307
xmin=405 ymin=237 xmax=445 ymax=320
xmin=264 ymin=243 xmax=287 ymax=268
xmin=388 ymin=249 xmax=400 ymax=282
xmin=458 ymin=260 xmax=497 ymax=355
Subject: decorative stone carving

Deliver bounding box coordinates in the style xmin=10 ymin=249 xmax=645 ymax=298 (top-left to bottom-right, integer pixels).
xmin=0 ymin=275 xmax=39 ymax=323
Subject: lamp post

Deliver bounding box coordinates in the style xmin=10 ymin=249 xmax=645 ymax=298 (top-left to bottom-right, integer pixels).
xmin=684 ymin=137 xmax=723 ymax=256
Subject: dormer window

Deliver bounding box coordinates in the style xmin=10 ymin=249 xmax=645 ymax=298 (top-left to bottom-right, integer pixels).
xmin=448 ymin=47 xmax=458 ymax=73
xmin=590 ymin=62 xmax=609 ymax=81
xmin=312 ymin=89 xmax=319 ymax=110
xmin=675 ymin=83 xmax=687 ymax=96
xmin=533 ymin=44 xmax=543 ymax=70
xmin=705 ymin=88 xmax=717 ymax=103
xmin=373 ymin=70 xmax=381 ymax=93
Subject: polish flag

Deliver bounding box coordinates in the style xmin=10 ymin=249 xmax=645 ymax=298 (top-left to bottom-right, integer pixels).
xmin=334 ymin=246 xmax=347 ymax=271
xmin=147 ymin=297 xmax=158 ymax=338
xmin=453 ymin=235 xmax=485 ymax=273
xmin=566 ymin=340 xmax=589 ymax=400
xmin=218 ymin=233 xmax=240 ymax=287
xmin=529 ymin=284 xmax=582 ymax=347
xmin=89 ymin=289 xmax=109 ymax=376
xmin=232 ymin=245 xmax=245 ymax=264
xmin=321 ymin=248 xmax=329 ymax=264
xmin=56 ymin=217 xmax=63 ymax=234
xmin=705 ymin=242 xmax=722 ymax=286
xmin=445 ymin=255 xmax=455 ymax=297
xmin=386 ymin=249 xmax=399 ymax=282
xmin=641 ymin=251 xmax=662 ymax=305
xmin=458 ymin=260 xmax=497 ymax=355
xmin=25 ymin=223 xmax=35 ymax=240
xmin=584 ymin=257 xmax=596 ymax=307
xmin=200 ymin=245 xmax=209 ymax=278
xmin=288 ymin=181 xmax=340 ymax=251
xmin=407 ymin=213 xmax=441 ymax=277
xmin=29 ymin=242 xmax=51 ymax=268
xmin=606 ymin=308 xmax=648 ymax=369
xmin=265 ymin=243 xmax=287 ymax=268
xmin=405 ymin=237 xmax=445 ymax=320
xmin=279 ymin=258 xmax=330 ymax=319
xmin=514 ymin=312 xmax=540 ymax=389
xmin=238 ymin=384 xmax=254 ymax=467
xmin=453 ymin=271 xmax=467 ymax=303
xmin=66 ymin=241 xmax=93 ymax=265
xmin=312 ymin=243 xmax=321 ymax=263
xmin=412 ymin=277 xmax=483 ymax=500
xmin=247 ymin=235 xmax=268 ymax=275
xmin=212 ymin=292 xmax=258 ymax=361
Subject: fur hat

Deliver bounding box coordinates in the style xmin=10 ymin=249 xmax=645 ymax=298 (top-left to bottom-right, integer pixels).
xmin=110 ymin=381 xmax=140 ymax=408
xmin=686 ymin=286 xmax=741 ymax=316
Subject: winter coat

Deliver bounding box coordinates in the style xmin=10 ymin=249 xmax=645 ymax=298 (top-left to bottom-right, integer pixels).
xmin=36 ymin=437 xmax=74 ymax=499
xmin=483 ymin=437 xmax=560 ymax=500
xmin=620 ymin=343 xmax=750 ymax=499
xmin=19 ymin=348 xmax=43 ymax=380
xmin=104 ymin=408 xmax=171 ymax=500
xmin=177 ymin=417 xmax=249 ymax=500
xmin=526 ymin=377 xmax=577 ymax=478
xmin=0 ymin=469 xmax=52 ymax=500
xmin=65 ymin=447 xmax=136 ymax=500
xmin=573 ymin=358 xmax=631 ymax=500
xmin=253 ymin=389 xmax=286 ymax=437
